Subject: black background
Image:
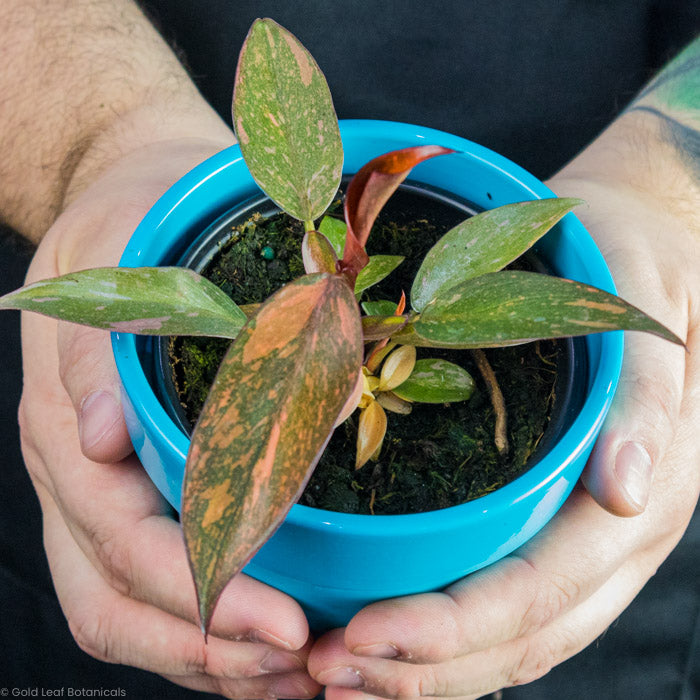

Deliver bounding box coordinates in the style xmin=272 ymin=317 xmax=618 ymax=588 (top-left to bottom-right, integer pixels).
xmin=1 ymin=2 xmax=698 ymax=698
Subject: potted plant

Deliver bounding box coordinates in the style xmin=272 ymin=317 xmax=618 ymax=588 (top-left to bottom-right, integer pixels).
xmin=0 ymin=19 xmax=682 ymax=634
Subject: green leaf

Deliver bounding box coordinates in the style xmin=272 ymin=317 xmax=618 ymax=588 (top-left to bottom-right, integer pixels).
xmin=233 ymin=18 xmax=343 ymax=222
xmin=393 ymin=359 xmax=475 ymax=403
xmin=411 ymin=198 xmax=584 ymax=311
xmin=318 ymin=216 xmax=347 ymax=258
xmin=302 ymin=231 xmax=338 ymax=274
xmin=182 ymin=273 xmax=363 ymax=634
xmin=362 ymin=300 xmax=398 ymax=316
xmin=408 ymin=270 xmax=685 ymax=348
xmin=354 ymin=255 xmax=404 ymax=298
xmin=0 ymin=267 xmax=246 ymax=338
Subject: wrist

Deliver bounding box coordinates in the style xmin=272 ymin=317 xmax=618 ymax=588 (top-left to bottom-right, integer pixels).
xmin=61 ymin=92 xmax=234 ymax=212
xmin=0 ymin=0 xmax=234 ymax=243
xmin=555 ymin=110 xmax=700 ymax=226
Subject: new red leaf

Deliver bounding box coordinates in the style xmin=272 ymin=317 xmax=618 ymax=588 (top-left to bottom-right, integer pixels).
xmin=341 ymin=145 xmax=454 ymax=280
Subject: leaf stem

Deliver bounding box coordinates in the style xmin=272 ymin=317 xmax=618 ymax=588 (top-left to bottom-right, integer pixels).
xmin=304 ymin=219 xmax=315 ymax=233
xmin=471 ymin=349 xmax=509 ymax=456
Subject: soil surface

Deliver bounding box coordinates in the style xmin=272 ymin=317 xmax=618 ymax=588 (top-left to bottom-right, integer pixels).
xmin=169 ymin=187 xmax=561 ymax=514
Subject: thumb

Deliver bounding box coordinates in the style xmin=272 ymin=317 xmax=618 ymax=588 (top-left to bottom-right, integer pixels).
xmin=582 ymin=330 xmax=686 ymax=516
xmin=57 ymin=321 xmax=133 ymax=463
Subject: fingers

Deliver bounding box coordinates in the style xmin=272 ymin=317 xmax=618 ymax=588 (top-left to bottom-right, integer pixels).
xmin=22 ymin=412 xmax=311 ymax=649
xmin=329 ymin=489 xmax=632 ymax=666
xmin=583 ymin=328 xmax=686 ymax=516
xmin=311 ymin=555 xmax=649 ymax=698
xmin=41 ymin=487 xmax=320 ymax=699
xmin=57 ymin=322 xmax=133 ymax=463
xmin=21 ymin=313 xmax=312 ymax=653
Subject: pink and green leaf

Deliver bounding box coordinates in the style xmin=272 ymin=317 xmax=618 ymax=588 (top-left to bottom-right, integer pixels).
xmin=0 ymin=267 xmax=246 ymax=338
xmin=405 ymin=270 xmax=684 ymax=348
xmin=411 ymin=198 xmax=584 ymax=311
xmin=392 ymin=359 xmax=475 ymax=404
xmin=233 ymin=18 xmax=343 ymax=222
xmin=341 ymin=145 xmax=454 ymax=278
xmin=302 ymin=231 xmax=338 ymax=274
xmin=182 ymin=273 xmax=363 ymax=634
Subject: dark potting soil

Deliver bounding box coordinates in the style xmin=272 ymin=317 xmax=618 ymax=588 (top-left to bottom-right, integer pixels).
xmin=169 ymin=188 xmax=561 ymax=515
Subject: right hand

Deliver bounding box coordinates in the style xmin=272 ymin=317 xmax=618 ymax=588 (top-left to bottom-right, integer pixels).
xmin=19 ymin=137 xmax=321 ymax=699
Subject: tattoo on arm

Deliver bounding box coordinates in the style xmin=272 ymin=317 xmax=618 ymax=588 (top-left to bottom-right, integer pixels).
xmin=627 ymin=37 xmax=700 ymax=180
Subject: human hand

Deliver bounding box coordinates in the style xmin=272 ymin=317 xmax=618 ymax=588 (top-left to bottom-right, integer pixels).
xmin=307 ymin=115 xmax=700 ymax=697
xmin=19 ymin=138 xmax=321 ymax=699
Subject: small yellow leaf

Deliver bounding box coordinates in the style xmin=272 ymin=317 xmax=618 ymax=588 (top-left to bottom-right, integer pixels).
xmin=376 ymin=391 xmax=413 ymax=415
xmin=378 ymin=344 xmax=417 ymax=392
xmin=366 ymin=340 xmax=396 ymax=374
xmin=356 ymin=400 xmax=387 ymax=469
xmin=358 ymin=373 xmax=375 ymax=409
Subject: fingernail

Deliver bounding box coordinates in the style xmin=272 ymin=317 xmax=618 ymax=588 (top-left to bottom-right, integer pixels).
xmin=249 ymin=628 xmax=293 ymax=649
xmin=268 ymin=677 xmax=314 ymax=699
xmin=79 ymin=391 xmax=120 ymax=451
xmin=353 ymin=642 xmax=399 ymax=658
xmin=317 ymin=666 xmax=365 ymax=689
xmin=614 ymin=441 xmax=652 ymax=512
xmin=259 ymin=650 xmax=304 ymax=674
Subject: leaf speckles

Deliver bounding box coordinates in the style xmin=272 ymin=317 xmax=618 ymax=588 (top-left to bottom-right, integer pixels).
xmin=182 ymin=273 xmax=363 ymax=633
xmin=201 ymin=480 xmax=236 ymax=528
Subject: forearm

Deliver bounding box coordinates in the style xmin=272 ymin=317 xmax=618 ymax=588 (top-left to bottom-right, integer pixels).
xmin=0 ymin=0 xmax=232 ymax=243
xmin=555 ymin=36 xmax=700 ymax=229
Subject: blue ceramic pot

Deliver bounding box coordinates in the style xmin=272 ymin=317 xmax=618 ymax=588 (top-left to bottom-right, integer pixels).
xmin=112 ymin=120 xmax=623 ymax=631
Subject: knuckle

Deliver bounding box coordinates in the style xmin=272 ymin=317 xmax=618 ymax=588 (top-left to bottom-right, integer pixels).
xmin=514 ymin=558 xmax=580 ymax=637
xmin=57 ymin=323 xmax=107 ymax=397
xmin=68 ymin=607 xmax=115 ymax=664
xmin=380 ymin=667 xmax=435 ymax=699
xmin=88 ymin=525 xmax=134 ymax=597
xmin=506 ymin=637 xmax=556 ymax=688
xmin=620 ymin=363 xmax=680 ymax=450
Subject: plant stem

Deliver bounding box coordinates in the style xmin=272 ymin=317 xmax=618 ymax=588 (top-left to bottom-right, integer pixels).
xmin=304 ymin=219 xmax=315 ymax=232
xmin=471 ymin=349 xmax=509 ymax=456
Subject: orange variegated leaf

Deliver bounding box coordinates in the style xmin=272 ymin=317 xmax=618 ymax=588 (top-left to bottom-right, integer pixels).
xmin=341 ymin=145 xmax=455 ymax=281
xmin=182 ymin=273 xmax=363 ymax=634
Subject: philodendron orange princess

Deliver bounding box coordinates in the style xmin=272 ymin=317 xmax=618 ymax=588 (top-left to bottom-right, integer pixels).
xmin=0 ymin=18 xmax=683 ymax=635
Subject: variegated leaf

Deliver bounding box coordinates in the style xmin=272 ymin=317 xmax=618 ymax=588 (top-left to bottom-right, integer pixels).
xmin=411 ymin=198 xmax=584 ymax=311
xmin=393 ymin=359 xmax=475 ymax=404
xmin=182 ymin=273 xmax=363 ymax=633
xmin=233 ymin=18 xmax=343 ymax=222
xmin=355 ymin=255 xmax=404 ymax=298
xmin=409 ymin=270 xmax=684 ymax=348
xmin=361 ymin=314 xmax=408 ymax=342
xmin=302 ymin=231 xmax=338 ymax=274
xmin=0 ymin=267 xmax=246 ymax=338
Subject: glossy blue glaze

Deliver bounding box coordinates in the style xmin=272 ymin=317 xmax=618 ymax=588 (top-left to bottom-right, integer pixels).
xmin=112 ymin=120 xmax=622 ymax=631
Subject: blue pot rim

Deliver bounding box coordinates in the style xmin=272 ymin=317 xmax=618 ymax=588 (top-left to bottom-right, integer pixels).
xmin=112 ymin=119 xmax=622 ymax=538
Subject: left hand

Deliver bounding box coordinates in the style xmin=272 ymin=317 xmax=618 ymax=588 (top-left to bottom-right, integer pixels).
xmin=306 ymin=139 xmax=700 ymax=698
